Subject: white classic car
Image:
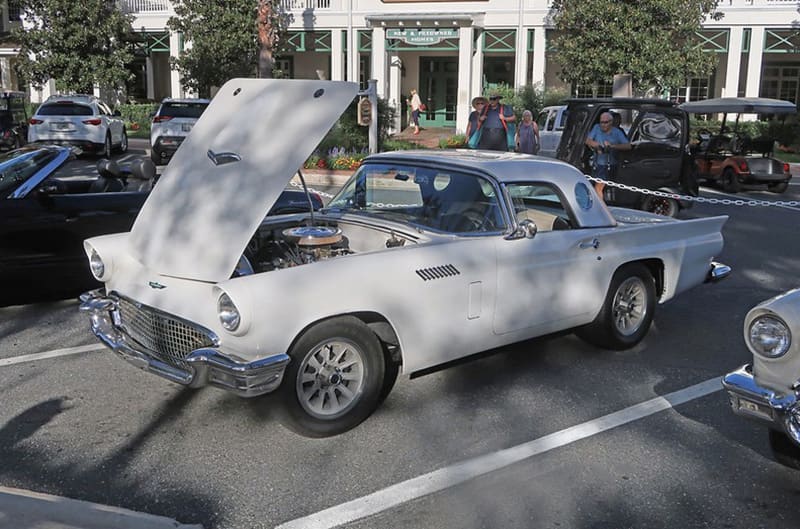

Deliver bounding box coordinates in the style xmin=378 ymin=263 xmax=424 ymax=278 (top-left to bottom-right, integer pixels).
xmin=80 ymin=79 xmax=730 ymax=437
xmin=723 ymin=289 xmax=800 ymax=469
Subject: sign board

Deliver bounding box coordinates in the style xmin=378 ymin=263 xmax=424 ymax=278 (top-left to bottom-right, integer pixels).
xmin=386 ymin=28 xmax=458 ymax=46
xmin=357 ymin=96 xmax=372 ymax=126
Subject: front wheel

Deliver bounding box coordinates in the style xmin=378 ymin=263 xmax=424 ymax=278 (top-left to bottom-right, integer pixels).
xmin=576 ymin=263 xmax=656 ymax=350
xmin=279 ymin=316 xmax=385 ymax=437
xmin=641 ymin=196 xmax=679 ymax=218
xmin=769 ymin=429 xmax=800 ymax=470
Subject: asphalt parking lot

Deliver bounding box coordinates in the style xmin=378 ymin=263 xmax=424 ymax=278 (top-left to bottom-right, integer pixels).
xmin=1 ymin=148 xmax=800 ymax=529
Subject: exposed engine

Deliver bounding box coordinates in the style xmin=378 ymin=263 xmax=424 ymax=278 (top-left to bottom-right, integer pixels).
xmin=244 ymin=222 xmax=353 ymax=273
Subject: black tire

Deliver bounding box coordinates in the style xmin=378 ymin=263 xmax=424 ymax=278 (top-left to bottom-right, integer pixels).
xmin=576 ymin=263 xmax=656 ymax=350
xmin=768 ymin=429 xmax=800 ymax=470
xmin=100 ymin=134 xmax=112 ymax=158
xmin=641 ymin=196 xmax=679 ymax=218
xmin=721 ymin=167 xmax=740 ymax=193
xmin=379 ymin=347 xmax=400 ymax=404
xmin=279 ymin=316 xmax=385 ymax=437
xmin=768 ymin=182 xmax=788 ymax=194
xmin=116 ymin=129 xmax=128 ymax=154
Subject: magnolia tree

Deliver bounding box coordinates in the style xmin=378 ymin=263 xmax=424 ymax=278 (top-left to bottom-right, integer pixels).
xmin=549 ymin=0 xmax=723 ymax=96
xmin=168 ymin=0 xmax=290 ymax=97
xmin=13 ymin=0 xmax=135 ymax=94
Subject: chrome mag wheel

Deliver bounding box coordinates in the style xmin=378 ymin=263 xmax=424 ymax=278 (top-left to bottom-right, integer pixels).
xmin=612 ymin=276 xmax=649 ymax=337
xmin=296 ymin=339 xmax=366 ymax=420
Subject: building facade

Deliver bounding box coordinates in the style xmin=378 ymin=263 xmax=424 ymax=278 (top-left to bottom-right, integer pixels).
xmin=3 ymin=0 xmax=799 ymax=132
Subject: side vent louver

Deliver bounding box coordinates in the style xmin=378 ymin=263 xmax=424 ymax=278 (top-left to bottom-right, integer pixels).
xmin=416 ymin=264 xmax=461 ymax=281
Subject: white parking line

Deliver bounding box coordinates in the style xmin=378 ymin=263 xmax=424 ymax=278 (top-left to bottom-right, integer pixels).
xmin=0 ymin=344 xmax=103 ymax=367
xmin=277 ymin=377 xmax=722 ymax=529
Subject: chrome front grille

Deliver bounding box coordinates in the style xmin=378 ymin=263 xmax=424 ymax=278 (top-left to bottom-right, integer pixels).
xmin=116 ymin=296 xmax=216 ymax=370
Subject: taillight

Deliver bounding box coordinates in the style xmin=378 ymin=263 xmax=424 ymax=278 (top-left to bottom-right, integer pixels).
xmin=2 ymin=130 xmax=10 ymax=139
xmin=784 ymin=163 xmax=791 ymax=174
xmin=737 ymin=160 xmax=748 ymax=172
xmin=152 ymin=115 xmax=172 ymax=123
xmin=29 ymin=118 xmax=43 ymax=125
xmin=82 ymin=118 xmax=102 ymax=125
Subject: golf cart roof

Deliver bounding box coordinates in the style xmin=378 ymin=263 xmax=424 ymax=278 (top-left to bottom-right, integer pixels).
xmin=680 ymin=97 xmax=796 ymax=115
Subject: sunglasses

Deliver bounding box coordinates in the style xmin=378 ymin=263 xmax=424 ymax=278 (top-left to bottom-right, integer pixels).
xmin=599 ymin=120 xmax=612 ymax=124
xmin=490 ymin=96 xmax=500 ymax=100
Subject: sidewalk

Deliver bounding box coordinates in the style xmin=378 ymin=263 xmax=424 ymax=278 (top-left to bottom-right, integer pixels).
xmin=0 ymin=486 xmax=202 ymax=529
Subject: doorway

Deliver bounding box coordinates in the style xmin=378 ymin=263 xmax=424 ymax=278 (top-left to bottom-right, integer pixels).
xmin=419 ymin=57 xmax=458 ymax=127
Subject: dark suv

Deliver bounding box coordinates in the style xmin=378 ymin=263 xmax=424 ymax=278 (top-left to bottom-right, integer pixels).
xmin=557 ymin=98 xmax=697 ymax=217
xmin=0 ymin=91 xmax=28 ymax=150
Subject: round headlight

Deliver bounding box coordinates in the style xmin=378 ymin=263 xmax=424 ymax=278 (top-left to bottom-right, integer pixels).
xmin=217 ymin=293 xmax=241 ymax=332
xmin=89 ymin=249 xmax=105 ymax=279
xmin=748 ymin=315 xmax=791 ymax=358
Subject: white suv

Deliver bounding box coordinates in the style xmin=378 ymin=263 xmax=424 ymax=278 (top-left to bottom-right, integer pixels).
xmin=28 ymin=94 xmax=127 ymax=157
xmin=150 ymin=98 xmax=210 ymax=165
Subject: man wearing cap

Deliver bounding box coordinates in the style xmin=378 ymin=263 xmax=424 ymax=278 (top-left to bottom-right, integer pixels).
xmin=585 ymin=111 xmax=631 ymax=198
xmin=477 ymin=92 xmax=515 ymax=151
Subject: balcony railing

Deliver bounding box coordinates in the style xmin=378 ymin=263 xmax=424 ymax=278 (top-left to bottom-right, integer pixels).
xmin=280 ymin=0 xmax=332 ymax=10
xmin=118 ymin=0 xmax=171 ymax=14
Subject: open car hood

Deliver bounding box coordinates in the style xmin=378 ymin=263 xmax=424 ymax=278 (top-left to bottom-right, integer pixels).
xmin=679 ymin=97 xmax=796 ymax=115
xmin=128 ymin=79 xmax=358 ymax=282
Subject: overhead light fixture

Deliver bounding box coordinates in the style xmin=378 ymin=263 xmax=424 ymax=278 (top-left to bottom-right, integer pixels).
xmin=380 ymin=21 xmax=386 ymax=26
xmin=398 ymin=21 xmax=404 ymax=26
xmin=416 ymin=21 xmax=422 ymax=26
xmin=434 ymin=21 xmax=439 ymax=26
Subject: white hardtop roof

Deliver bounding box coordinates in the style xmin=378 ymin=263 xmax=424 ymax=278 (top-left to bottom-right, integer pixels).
xmin=366 ymin=149 xmax=588 ymax=185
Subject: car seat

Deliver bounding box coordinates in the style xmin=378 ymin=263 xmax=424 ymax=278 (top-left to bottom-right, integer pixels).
xmin=124 ymin=158 xmax=156 ymax=192
xmin=90 ymin=159 xmax=125 ymax=192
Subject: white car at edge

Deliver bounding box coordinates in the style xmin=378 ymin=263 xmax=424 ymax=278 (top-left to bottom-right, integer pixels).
xmin=80 ymin=79 xmax=731 ymax=437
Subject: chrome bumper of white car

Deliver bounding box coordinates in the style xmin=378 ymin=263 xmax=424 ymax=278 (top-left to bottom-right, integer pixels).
xmin=79 ymin=289 xmax=289 ymax=398
xmin=722 ymin=364 xmax=800 ymax=446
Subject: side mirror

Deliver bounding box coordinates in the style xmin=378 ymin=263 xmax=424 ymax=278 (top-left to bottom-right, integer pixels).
xmin=113 ymin=110 xmax=122 ymax=117
xmin=506 ymin=219 xmax=538 ymax=240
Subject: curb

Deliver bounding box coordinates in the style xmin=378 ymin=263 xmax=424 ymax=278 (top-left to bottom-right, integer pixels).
xmin=293 ymin=169 xmax=352 ymax=188
xmin=0 ymin=486 xmax=203 ymax=529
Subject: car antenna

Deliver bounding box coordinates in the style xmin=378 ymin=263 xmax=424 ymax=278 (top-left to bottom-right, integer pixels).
xmin=295 ymin=169 xmax=316 ymax=226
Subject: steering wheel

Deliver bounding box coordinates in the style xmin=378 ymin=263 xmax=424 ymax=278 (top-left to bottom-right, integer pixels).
xmin=458 ymin=208 xmax=496 ymax=232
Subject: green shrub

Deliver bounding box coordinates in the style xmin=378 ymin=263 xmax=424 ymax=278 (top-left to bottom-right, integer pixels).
xmin=118 ymin=103 xmax=158 ymax=136
xmin=440 ymin=134 xmax=466 ymax=148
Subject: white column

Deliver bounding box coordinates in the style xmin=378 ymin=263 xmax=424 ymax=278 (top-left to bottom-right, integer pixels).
xmin=371 ymin=26 xmax=386 ymax=98
xmin=347 ymin=29 xmax=360 ymax=84
xmin=457 ymin=26 xmax=474 ymax=134
xmin=471 ymin=30 xmax=484 ymax=100
xmin=745 ymin=26 xmax=765 ymax=98
xmin=531 ymin=28 xmax=546 ymax=87
xmin=331 ymin=29 xmax=345 ymax=81
xmin=146 ymin=56 xmax=155 ymax=100
xmin=514 ymin=28 xmax=527 ymax=89
xmin=169 ymin=31 xmax=182 ymax=98
xmin=0 ymin=58 xmax=10 ymax=89
xmin=722 ymin=27 xmax=743 ymax=98
xmin=389 ymin=55 xmax=402 ymax=133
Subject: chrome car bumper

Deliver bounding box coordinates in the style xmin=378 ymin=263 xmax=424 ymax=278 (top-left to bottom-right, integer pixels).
xmin=79 ymin=289 xmax=289 ymax=398
xmin=722 ymin=364 xmax=800 ymax=446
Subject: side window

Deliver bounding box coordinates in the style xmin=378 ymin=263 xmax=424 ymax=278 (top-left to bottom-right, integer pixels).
xmin=546 ymin=110 xmax=556 ymax=131
xmin=506 ymin=183 xmax=573 ymax=232
xmin=537 ymin=111 xmax=548 ymax=129
xmin=556 ymin=109 xmax=568 ymax=130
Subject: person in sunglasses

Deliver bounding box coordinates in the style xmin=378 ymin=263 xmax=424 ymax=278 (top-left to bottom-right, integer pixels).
xmin=477 ymin=91 xmax=516 ymax=151
xmin=585 ymin=111 xmax=631 ymax=197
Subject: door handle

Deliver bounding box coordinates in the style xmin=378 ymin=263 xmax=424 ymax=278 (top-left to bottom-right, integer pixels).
xmin=579 ymin=238 xmax=599 ymax=250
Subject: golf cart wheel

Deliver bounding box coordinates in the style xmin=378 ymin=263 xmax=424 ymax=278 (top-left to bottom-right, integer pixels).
xmin=722 ymin=168 xmax=741 ymax=193
xmin=768 ymin=182 xmax=788 ymax=194
xmin=641 ymin=196 xmax=679 ymax=218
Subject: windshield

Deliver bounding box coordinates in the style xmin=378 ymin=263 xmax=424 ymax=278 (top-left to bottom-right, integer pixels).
xmin=0 ymin=147 xmax=62 ymax=198
xmin=327 ymin=162 xmax=506 ymax=234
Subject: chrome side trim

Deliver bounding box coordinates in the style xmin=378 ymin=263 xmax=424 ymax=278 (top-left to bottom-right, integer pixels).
xmin=80 ymin=289 xmax=288 ymax=398
xmin=705 ymin=261 xmax=731 ymax=283
xmin=722 ymin=364 xmax=800 ymax=445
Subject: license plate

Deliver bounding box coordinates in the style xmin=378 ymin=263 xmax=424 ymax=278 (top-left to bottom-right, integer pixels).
xmin=736 ymin=397 xmax=773 ymax=420
xmin=50 ymin=122 xmax=73 ymax=132
xmin=181 ymin=123 xmax=193 ymax=132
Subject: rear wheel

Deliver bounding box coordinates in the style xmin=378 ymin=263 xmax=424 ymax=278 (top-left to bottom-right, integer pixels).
xmin=279 ymin=316 xmax=385 ymax=437
xmin=116 ymin=129 xmax=128 ymax=153
xmin=768 ymin=182 xmax=788 ymax=194
xmin=576 ymin=263 xmax=656 ymax=350
xmin=721 ymin=167 xmax=740 ymax=193
xmin=100 ymin=134 xmax=112 ymax=158
xmin=641 ymin=196 xmax=679 ymax=218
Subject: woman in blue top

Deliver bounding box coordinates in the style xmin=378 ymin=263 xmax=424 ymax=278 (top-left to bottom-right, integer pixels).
xmin=585 ymin=111 xmax=631 ymax=197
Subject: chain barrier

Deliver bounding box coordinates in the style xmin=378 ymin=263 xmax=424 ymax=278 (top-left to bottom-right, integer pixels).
xmin=289 ymin=180 xmax=335 ymax=199
xmin=586 ymin=176 xmax=800 ymax=208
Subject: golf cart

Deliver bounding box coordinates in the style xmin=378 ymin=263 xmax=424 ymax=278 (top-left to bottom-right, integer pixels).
xmin=679 ymin=97 xmax=795 ymax=193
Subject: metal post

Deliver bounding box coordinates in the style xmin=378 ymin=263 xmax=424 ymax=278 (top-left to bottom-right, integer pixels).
xmin=368 ymin=79 xmax=378 ymax=154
